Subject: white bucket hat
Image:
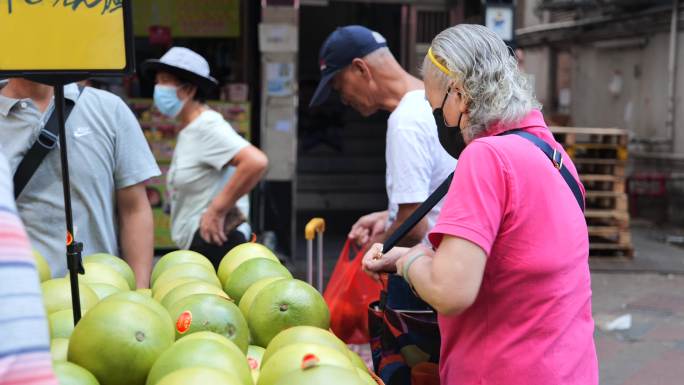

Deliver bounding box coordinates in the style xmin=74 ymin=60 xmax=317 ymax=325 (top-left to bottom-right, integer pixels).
xmin=142 ymin=47 xmax=218 ymax=94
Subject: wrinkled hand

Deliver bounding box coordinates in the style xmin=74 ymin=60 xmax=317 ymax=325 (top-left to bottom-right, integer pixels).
xmin=362 ymin=243 xmax=402 ymax=281
xmin=348 ymin=211 xmax=388 ymax=246
xmin=200 ymin=205 xmax=228 ymax=246
xmin=396 ymin=244 xmax=435 ymax=278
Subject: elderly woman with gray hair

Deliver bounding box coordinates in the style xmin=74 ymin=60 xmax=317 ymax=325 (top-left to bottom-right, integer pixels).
xmin=363 ymin=24 xmax=598 ymax=384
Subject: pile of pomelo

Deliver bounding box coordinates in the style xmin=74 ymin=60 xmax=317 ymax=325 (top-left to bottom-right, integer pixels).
xmin=35 ymin=244 xmax=379 ymax=385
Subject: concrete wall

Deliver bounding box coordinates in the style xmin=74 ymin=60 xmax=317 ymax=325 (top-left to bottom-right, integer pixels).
xmin=569 ymin=32 xmax=684 ymax=153
xmin=521 ymin=46 xmax=551 ymax=109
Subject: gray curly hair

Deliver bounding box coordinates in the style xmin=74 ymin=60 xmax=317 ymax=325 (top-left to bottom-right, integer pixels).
xmin=422 ymin=24 xmax=540 ymax=138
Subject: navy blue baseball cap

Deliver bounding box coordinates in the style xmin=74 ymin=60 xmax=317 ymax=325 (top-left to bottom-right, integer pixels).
xmin=309 ymin=25 xmax=388 ymax=107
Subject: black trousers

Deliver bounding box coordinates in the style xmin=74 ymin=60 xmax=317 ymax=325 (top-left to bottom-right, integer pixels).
xmin=189 ymin=229 xmax=247 ymax=270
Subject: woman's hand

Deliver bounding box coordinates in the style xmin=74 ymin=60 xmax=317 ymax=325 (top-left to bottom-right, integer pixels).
xmin=199 ymin=204 xmax=228 ymax=246
xmin=362 ymin=243 xmax=409 ymax=281
xmin=396 ymin=244 xmax=435 ymax=278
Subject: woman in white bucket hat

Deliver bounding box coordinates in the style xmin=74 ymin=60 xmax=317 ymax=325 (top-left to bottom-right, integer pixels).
xmin=143 ymin=47 xmax=268 ymax=269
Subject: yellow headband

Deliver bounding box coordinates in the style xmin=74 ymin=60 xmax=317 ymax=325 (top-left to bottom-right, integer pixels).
xmin=427 ymin=47 xmax=455 ymax=77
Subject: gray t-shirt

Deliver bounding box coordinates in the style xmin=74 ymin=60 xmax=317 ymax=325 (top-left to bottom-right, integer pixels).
xmin=168 ymin=109 xmax=250 ymax=249
xmin=0 ymin=84 xmax=160 ymax=277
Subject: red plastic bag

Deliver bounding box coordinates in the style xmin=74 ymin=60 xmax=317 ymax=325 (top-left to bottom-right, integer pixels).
xmin=324 ymin=239 xmax=383 ymax=344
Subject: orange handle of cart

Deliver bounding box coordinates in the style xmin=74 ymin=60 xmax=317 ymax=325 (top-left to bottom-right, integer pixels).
xmin=305 ymin=218 xmax=326 ymax=240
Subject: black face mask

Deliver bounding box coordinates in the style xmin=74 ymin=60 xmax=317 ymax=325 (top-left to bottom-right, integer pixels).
xmin=432 ymin=90 xmax=466 ymax=159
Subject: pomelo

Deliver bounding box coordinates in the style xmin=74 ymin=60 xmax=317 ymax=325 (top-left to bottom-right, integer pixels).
xmin=152 ymin=278 xmax=199 ymax=302
xmin=247 ymin=279 xmax=330 ymax=347
xmin=248 ymin=345 xmax=266 ymax=383
xmin=53 ymin=361 xmax=100 ymax=385
xmin=48 ymin=308 xmax=76 ymax=338
xmin=238 ymin=277 xmax=285 ymax=317
xmin=262 ymin=326 xmax=347 ymax=366
xmin=357 ymin=368 xmax=379 ymax=385
xmin=68 ymin=300 xmax=174 ymax=385
xmin=89 ymin=283 xmax=124 ymax=300
xmin=349 ymin=350 xmax=370 ymax=372
xmin=33 ymin=249 xmax=51 ymax=282
xmin=156 ymin=367 xmax=244 ymax=385
xmin=102 ymin=291 xmax=174 ymax=341
xmin=136 ymin=288 xmax=152 ymax=297
xmin=181 ymin=331 xmax=240 ymax=351
xmin=257 ymin=343 xmax=354 ymax=385
xmin=151 ymin=250 xmax=213 ymax=286
xmin=68 ymin=262 xmax=129 ymax=292
xmin=152 ymin=263 xmax=220 ymax=291
xmin=145 ymin=338 xmax=252 ymax=385
xmin=167 ymin=294 xmax=249 ymax=352
xmin=273 ymin=364 xmax=365 ymax=385
xmin=218 ymin=243 xmax=278 ymax=285
xmin=51 ymin=338 xmax=69 ymax=362
xmin=84 ymin=253 xmax=136 ymax=290
xmin=160 ymin=281 xmax=229 ymax=310
xmin=224 ymin=258 xmax=291 ymax=303
xmin=41 ymin=278 xmax=99 ymax=314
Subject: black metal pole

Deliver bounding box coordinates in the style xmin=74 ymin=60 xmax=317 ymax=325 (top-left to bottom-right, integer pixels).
xmin=54 ymin=84 xmax=84 ymax=325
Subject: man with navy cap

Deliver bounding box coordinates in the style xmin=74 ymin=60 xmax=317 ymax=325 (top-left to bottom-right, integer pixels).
xmin=310 ymin=25 xmax=456 ymax=247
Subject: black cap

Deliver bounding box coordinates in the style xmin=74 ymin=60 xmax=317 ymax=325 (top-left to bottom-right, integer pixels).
xmin=309 ymin=25 xmax=388 ymax=107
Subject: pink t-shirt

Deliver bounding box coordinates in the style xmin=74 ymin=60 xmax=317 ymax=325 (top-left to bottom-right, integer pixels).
xmin=429 ymin=110 xmax=598 ymax=385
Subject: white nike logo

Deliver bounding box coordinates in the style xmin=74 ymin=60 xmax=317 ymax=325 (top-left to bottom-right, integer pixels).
xmin=73 ymin=127 xmax=92 ymax=138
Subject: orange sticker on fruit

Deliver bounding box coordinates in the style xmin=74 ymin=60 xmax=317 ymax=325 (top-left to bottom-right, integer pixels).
xmin=176 ymin=311 xmax=192 ymax=334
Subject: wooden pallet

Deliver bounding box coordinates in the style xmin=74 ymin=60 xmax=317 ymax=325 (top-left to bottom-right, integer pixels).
xmin=580 ymin=174 xmax=626 ymax=193
xmin=551 ymin=127 xmax=634 ymax=258
xmin=574 ymin=158 xmax=626 ymax=177
xmin=585 ymin=191 xmax=628 ymax=211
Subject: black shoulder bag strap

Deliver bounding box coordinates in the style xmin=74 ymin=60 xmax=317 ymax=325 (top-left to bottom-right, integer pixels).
xmin=501 ymin=129 xmax=585 ymax=212
xmin=13 ymin=86 xmax=85 ymax=198
xmin=382 ymin=172 xmax=454 ymax=253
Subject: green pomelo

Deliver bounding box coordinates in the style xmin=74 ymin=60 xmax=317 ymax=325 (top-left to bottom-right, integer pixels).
xmin=84 ymin=253 xmax=136 ymax=290
xmin=181 ymin=331 xmax=241 ymax=351
xmin=135 ymin=288 xmax=152 ymax=297
xmin=51 ymin=338 xmax=69 ymax=362
xmin=53 ymin=361 xmax=100 ymax=385
xmin=247 ymin=279 xmax=330 ymax=347
xmin=41 ymin=278 xmax=99 ymax=314
xmin=48 ymin=308 xmax=76 ymax=338
xmin=224 ymin=258 xmax=291 ymax=303
xmin=167 ymin=294 xmax=249 ymax=353
xmin=33 ymin=249 xmax=51 ymax=282
xmin=156 ymin=367 xmax=244 ymax=385
xmin=102 ymin=291 xmax=174 ymax=341
xmin=160 ymin=281 xmax=229 ymax=310
xmin=153 ymin=263 xmax=220 ymax=291
xmin=357 ymin=368 xmax=378 ymax=385
xmin=152 ymin=278 xmax=198 ymax=302
xmin=257 ymin=343 xmax=354 ymax=385
xmin=273 ymin=365 xmax=366 ymax=385
xmin=151 ymin=250 xmax=214 ymax=287
xmin=248 ymin=345 xmax=266 ymax=384
xmin=88 ymin=283 xmax=124 ymax=301
xmin=68 ymin=300 xmax=174 ymax=385
xmin=262 ymin=326 xmax=347 ymax=366
xmin=349 ymin=350 xmax=370 ymax=372
xmin=67 ymin=262 xmax=129 ymax=292
xmin=217 ymin=243 xmax=278 ymax=285
xmin=238 ymin=277 xmax=285 ymax=318
xmin=145 ymin=338 xmax=251 ymax=385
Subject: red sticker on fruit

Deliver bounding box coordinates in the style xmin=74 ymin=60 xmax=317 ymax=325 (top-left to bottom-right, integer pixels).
xmin=247 ymin=357 xmax=259 ymax=370
xmin=176 ymin=311 xmax=192 ymax=334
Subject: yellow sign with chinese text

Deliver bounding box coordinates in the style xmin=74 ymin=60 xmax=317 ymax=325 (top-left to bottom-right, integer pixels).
xmin=0 ymin=0 xmax=128 ymax=71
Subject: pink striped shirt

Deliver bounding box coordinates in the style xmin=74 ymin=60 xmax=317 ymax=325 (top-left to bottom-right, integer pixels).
xmin=0 ymin=153 xmax=58 ymax=385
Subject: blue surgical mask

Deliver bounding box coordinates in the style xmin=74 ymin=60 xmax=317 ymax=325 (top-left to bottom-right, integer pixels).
xmin=154 ymin=85 xmax=185 ymax=118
